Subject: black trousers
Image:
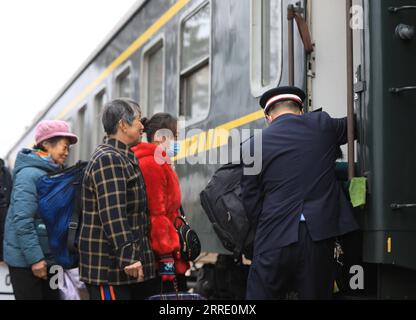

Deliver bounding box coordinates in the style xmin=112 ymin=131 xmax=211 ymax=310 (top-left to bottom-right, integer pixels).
xmin=86 ymin=275 xmax=187 ymax=300
xmin=87 ymin=278 xmax=158 ymax=300
xmin=8 ymin=266 xmax=61 ymax=300
xmin=0 ymin=207 xmax=6 ymax=260
xmin=160 ymin=274 xmax=188 ymax=293
xmin=246 ymin=222 xmax=335 ymax=300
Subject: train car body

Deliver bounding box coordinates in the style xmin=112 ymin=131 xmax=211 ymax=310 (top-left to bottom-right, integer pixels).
xmin=3 ymin=0 xmax=416 ymax=299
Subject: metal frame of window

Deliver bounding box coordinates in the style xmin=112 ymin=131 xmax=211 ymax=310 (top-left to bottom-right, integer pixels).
xmin=250 ymin=0 xmax=283 ymax=97
xmin=140 ymin=35 xmax=165 ymax=117
xmin=177 ymin=0 xmax=212 ymax=127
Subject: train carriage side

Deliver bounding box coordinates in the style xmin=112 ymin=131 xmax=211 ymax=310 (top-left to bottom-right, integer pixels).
xmin=175 ymin=0 xmax=307 ymax=254
xmin=3 ymin=0 xmax=308 ymax=297
xmin=1 ymin=0 xmax=359 ymax=297
xmin=356 ymin=0 xmax=416 ymax=299
xmin=307 ymin=0 xmax=416 ymax=299
xmin=3 ymin=0 xmax=416 ymax=300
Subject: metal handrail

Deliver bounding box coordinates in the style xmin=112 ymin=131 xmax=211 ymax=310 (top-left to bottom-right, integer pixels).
xmin=389 ymin=6 xmax=416 ymax=13
xmin=346 ymin=0 xmax=355 ymax=180
xmin=389 ymin=86 xmax=416 ymax=94
xmin=391 ymin=204 xmax=416 ymax=210
xmin=287 ymin=4 xmax=314 ymax=86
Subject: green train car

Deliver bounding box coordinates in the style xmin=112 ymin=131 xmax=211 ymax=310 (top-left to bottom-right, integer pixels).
xmin=3 ymin=0 xmax=416 ymax=299
xmin=355 ymin=0 xmax=416 ymax=299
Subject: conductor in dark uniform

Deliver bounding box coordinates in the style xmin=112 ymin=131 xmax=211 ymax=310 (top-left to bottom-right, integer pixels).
xmin=242 ymin=86 xmax=359 ymax=300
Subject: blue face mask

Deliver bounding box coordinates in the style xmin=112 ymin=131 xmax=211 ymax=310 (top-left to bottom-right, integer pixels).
xmin=167 ymin=141 xmax=181 ymax=157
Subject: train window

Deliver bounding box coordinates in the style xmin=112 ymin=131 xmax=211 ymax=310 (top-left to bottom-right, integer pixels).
xmin=75 ymin=105 xmax=89 ymax=161
xmin=116 ymin=67 xmax=132 ymax=98
xmin=94 ymin=89 xmax=107 ymax=147
xmin=142 ymin=39 xmax=164 ymax=116
xmin=180 ymin=64 xmax=209 ymax=122
xmin=179 ymin=2 xmax=210 ymax=124
xmin=181 ymin=3 xmax=210 ymax=70
xmin=251 ymin=0 xmax=283 ymax=96
xmin=66 ymin=119 xmax=76 ymax=166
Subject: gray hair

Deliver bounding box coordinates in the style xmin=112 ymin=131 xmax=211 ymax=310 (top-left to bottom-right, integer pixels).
xmin=102 ymin=98 xmax=142 ymax=135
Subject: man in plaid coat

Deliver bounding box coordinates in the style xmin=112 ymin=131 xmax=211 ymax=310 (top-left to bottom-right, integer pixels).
xmin=79 ymin=99 xmax=157 ymax=300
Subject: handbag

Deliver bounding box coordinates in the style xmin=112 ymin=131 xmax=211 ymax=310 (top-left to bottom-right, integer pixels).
xmin=174 ymin=206 xmax=201 ymax=262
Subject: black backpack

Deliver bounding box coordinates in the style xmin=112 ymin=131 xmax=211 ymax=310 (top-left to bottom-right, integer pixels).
xmin=0 ymin=159 xmax=12 ymax=261
xmin=200 ymin=163 xmax=255 ymax=260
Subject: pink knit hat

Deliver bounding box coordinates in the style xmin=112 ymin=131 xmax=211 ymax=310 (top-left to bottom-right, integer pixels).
xmin=35 ymin=120 xmax=78 ymax=145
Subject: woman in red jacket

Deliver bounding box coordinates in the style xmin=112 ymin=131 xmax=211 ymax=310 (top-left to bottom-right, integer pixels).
xmin=131 ymin=113 xmax=189 ymax=292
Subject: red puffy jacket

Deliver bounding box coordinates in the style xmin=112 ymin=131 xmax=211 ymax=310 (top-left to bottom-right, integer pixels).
xmin=131 ymin=142 xmax=189 ymax=275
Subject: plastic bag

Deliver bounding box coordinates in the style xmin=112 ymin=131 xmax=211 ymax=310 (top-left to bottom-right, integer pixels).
xmin=59 ymin=268 xmax=86 ymax=300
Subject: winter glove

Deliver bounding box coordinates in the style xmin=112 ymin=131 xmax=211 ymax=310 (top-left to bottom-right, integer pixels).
xmin=159 ymin=255 xmax=176 ymax=282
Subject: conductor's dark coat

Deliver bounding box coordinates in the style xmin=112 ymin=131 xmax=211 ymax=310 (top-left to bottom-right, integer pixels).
xmin=242 ymin=112 xmax=359 ymax=257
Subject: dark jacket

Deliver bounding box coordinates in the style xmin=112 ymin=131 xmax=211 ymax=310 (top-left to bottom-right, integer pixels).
xmin=242 ymin=112 xmax=359 ymax=257
xmin=3 ymin=149 xmax=59 ymax=267
xmin=0 ymin=159 xmax=12 ymax=261
xmin=78 ymin=138 xmax=156 ymax=286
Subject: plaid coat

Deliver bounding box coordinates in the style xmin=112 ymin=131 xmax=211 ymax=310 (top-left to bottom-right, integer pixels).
xmin=78 ymin=138 xmax=156 ymax=285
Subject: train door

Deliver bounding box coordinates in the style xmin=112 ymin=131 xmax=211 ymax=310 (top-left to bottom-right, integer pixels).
xmin=306 ymin=0 xmax=371 ymax=297
xmin=308 ymin=0 xmax=346 ymax=116
xmin=306 ymin=0 xmax=363 ymax=160
xmin=307 ymin=0 xmax=416 ymax=299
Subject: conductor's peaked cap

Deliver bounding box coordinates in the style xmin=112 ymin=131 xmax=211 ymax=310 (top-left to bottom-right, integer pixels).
xmin=260 ymin=86 xmax=306 ymax=115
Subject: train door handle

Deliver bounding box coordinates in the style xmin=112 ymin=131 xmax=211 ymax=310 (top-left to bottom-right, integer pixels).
xmin=389 ymin=86 xmax=416 ymax=94
xmin=389 ymin=6 xmax=416 ymax=13
xmin=391 ymin=204 xmax=416 ymax=210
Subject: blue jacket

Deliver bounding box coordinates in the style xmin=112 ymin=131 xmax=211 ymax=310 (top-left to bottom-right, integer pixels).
xmin=242 ymin=112 xmax=359 ymax=256
xmin=3 ymin=149 xmax=60 ymax=267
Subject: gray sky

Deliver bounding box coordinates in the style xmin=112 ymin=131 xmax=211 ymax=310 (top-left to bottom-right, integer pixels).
xmin=0 ymin=0 xmax=137 ymax=158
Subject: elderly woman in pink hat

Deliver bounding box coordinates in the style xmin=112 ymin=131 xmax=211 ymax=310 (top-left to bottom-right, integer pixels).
xmin=3 ymin=120 xmax=78 ymax=300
